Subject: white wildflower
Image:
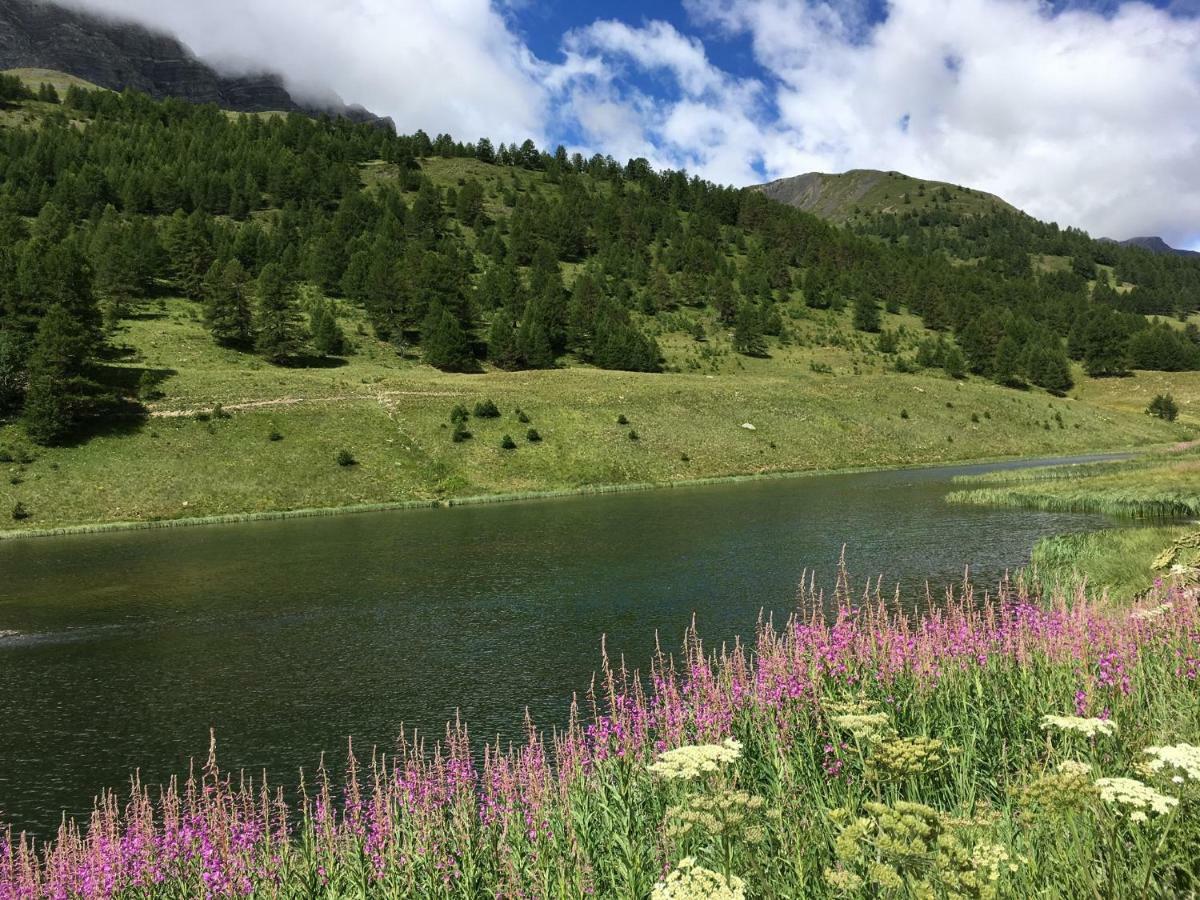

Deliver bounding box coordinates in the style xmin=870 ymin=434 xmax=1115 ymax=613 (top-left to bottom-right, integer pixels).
xmin=652 ymin=856 xmax=746 ymax=900
xmin=1056 ymin=760 xmax=1093 ymax=776
xmin=1040 ymin=715 xmax=1117 ymax=738
xmin=649 ymin=739 xmax=742 ymax=780
xmin=831 ymin=712 xmax=891 ymax=738
xmin=1094 ymin=777 xmax=1178 ymax=817
xmin=1143 ymin=744 xmax=1200 ymax=782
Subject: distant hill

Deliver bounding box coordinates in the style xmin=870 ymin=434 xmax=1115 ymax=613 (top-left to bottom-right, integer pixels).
xmin=1104 ymin=236 xmax=1200 ymax=258
xmin=0 ymin=0 xmax=392 ymax=128
xmin=753 ymin=169 xmax=1016 ymax=223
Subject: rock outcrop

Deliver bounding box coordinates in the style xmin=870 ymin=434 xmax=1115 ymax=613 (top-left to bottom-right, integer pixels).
xmin=0 ymin=0 xmax=393 ymax=129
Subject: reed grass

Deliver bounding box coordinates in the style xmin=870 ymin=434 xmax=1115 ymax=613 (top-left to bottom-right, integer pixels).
xmin=1028 ymin=526 xmax=1194 ymax=602
xmin=948 ymin=448 xmax=1200 ymax=519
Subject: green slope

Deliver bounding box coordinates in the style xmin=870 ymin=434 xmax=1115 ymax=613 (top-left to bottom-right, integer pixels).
xmin=754 ymin=169 xmax=1016 ymax=224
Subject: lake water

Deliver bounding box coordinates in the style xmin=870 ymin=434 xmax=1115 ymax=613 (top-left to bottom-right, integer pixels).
xmin=0 ymin=455 xmax=1127 ymax=834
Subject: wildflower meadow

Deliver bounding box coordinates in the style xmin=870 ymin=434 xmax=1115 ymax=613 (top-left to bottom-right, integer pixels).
xmin=2 ymin=570 xmax=1199 ymax=898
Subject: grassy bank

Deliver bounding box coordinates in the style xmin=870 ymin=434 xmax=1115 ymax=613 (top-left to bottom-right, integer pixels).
xmin=1028 ymin=526 xmax=1195 ymax=603
xmin=4 ymin=575 xmax=1199 ymax=897
xmin=947 ymin=449 xmax=1200 ymax=518
xmin=0 ymin=297 xmax=1187 ymax=535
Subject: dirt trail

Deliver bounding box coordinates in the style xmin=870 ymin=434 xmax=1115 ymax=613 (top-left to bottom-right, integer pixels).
xmin=148 ymin=389 xmax=465 ymax=418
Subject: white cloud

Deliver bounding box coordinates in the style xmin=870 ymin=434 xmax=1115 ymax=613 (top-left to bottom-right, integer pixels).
xmin=62 ymin=0 xmax=548 ymax=144
xmin=683 ymin=0 xmax=1200 ymax=244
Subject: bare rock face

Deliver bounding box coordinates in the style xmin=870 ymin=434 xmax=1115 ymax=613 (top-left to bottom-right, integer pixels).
xmin=0 ymin=0 xmax=394 ymax=129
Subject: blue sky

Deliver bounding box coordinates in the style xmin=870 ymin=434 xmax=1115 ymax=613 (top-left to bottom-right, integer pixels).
xmin=74 ymin=0 xmax=1200 ymax=247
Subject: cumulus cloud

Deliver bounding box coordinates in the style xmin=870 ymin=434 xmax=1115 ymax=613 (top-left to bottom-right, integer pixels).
xmin=683 ymin=0 xmax=1200 ymax=246
xmin=63 ymin=0 xmax=1200 ymax=244
xmin=61 ymin=0 xmax=548 ymax=144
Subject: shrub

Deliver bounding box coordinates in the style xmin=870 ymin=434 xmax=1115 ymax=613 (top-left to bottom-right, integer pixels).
xmin=11 ymin=501 xmax=29 ymax=521
xmin=193 ymin=411 xmax=211 ymax=422
xmin=474 ymin=399 xmax=501 ymax=418
xmin=900 ymin=409 xmax=910 ymax=419
xmin=500 ymin=434 xmax=517 ymax=450
xmin=450 ymin=404 xmax=470 ymax=424
xmin=268 ymin=429 xmax=283 ymax=442
xmin=628 ymin=429 xmax=640 ymax=441
xmin=0 ymin=448 xmax=12 ymax=463
xmin=526 ymin=428 xmax=541 ymax=443
xmin=212 ymin=404 xmax=230 ymax=420
xmin=680 ymin=452 xmax=690 ymax=462
xmin=336 ymin=449 xmax=357 ymax=467
xmin=971 ymin=412 xmax=980 ymax=423
xmin=617 ymin=414 xmax=629 ymax=425
xmin=516 ymin=409 xmax=531 ymax=424
xmin=1148 ymin=393 xmax=1180 ymax=422
xmin=452 ymin=423 xmax=472 ymax=443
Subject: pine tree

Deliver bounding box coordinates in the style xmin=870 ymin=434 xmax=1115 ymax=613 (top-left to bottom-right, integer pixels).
xmin=733 ymin=302 xmax=767 ymax=357
xmin=310 ymin=299 xmax=346 ymax=357
xmin=254 ymin=264 xmax=306 ymax=364
xmin=202 ymin=260 xmax=253 ymax=347
xmin=0 ymin=330 xmax=26 ymax=416
xmin=992 ymin=335 xmax=1024 ymax=386
xmin=852 ymin=294 xmax=881 ymax=332
xmin=517 ymin=297 xmax=557 ymax=369
xmin=22 ymin=305 xmax=99 ymax=445
xmin=422 ymin=302 xmax=476 ymax=372
xmin=488 ymin=308 xmax=522 ymax=370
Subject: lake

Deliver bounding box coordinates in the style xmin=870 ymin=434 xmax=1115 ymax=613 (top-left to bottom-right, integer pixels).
xmin=0 ymin=454 xmax=1127 ymax=834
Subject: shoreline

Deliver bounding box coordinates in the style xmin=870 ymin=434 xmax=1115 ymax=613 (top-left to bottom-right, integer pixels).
xmin=0 ymin=447 xmax=1144 ymax=542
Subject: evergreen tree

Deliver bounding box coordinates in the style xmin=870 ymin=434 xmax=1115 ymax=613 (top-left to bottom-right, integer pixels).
xmin=992 ymin=335 xmax=1024 ymax=386
xmin=254 ymin=264 xmax=306 ymax=364
xmin=733 ymin=302 xmax=767 ymax=357
xmin=22 ymin=305 xmax=99 ymax=445
xmin=422 ymin=301 xmax=476 ymax=372
xmin=202 ymin=260 xmax=253 ymax=347
xmin=487 ymin=308 xmax=521 ymax=370
xmin=517 ymin=296 xmax=557 ymax=369
xmin=0 ymin=331 xmax=26 ymax=417
xmin=310 ymin=299 xmax=346 ymax=357
xmin=852 ymin=294 xmax=881 ymax=333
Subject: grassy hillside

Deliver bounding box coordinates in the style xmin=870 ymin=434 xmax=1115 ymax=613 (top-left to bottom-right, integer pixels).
xmin=754 ymin=169 xmax=1015 ymax=224
xmin=0 ymin=83 xmax=1195 ymax=535
xmin=0 ymin=287 xmax=1186 ymax=534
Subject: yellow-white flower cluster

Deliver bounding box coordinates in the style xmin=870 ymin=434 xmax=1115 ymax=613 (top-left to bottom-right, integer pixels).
xmin=972 ymin=843 xmax=1019 ymax=882
xmin=1056 ymin=760 xmax=1093 ymax=777
xmin=1131 ymin=603 xmax=1172 ymax=621
xmin=830 ymin=712 xmax=891 ymax=738
xmin=648 ymin=739 xmax=742 ymax=780
xmin=1094 ymin=777 xmax=1178 ymax=821
xmin=1143 ymin=743 xmax=1200 ymax=783
xmin=651 ymin=857 xmax=746 ymax=900
xmin=1040 ymin=715 xmax=1117 ymax=738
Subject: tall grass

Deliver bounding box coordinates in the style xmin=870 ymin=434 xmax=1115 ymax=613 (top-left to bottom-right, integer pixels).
xmin=947 ymin=448 xmax=1200 ymax=519
xmin=2 ymin=572 xmax=1199 ymax=898
xmin=1029 ymin=527 xmax=1194 ymax=603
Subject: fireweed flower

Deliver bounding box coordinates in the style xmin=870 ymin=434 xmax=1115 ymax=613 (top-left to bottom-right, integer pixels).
xmin=1143 ymin=744 xmax=1200 ymax=782
xmin=651 ymin=856 xmax=746 ymax=900
xmin=648 ymin=739 xmax=742 ymax=780
xmin=1094 ymin=777 xmax=1178 ymax=818
xmin=1040 ymin=715 xmax=1117 ymax=738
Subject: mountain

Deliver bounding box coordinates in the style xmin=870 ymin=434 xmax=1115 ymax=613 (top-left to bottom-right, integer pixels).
xmin=753 ymin=169 xmax=1016 ymax=223
xmin=1106 ymin=236 xmax=1200 ymax=258
xmin=0 ymin=0 xmax=392 ymax=128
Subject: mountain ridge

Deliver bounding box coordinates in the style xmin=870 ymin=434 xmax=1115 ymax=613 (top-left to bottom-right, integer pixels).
xmin=752 ymin=168 xmax=1017 ymax=224
xmin=0 ymin=0 xmax=393 ymax=128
